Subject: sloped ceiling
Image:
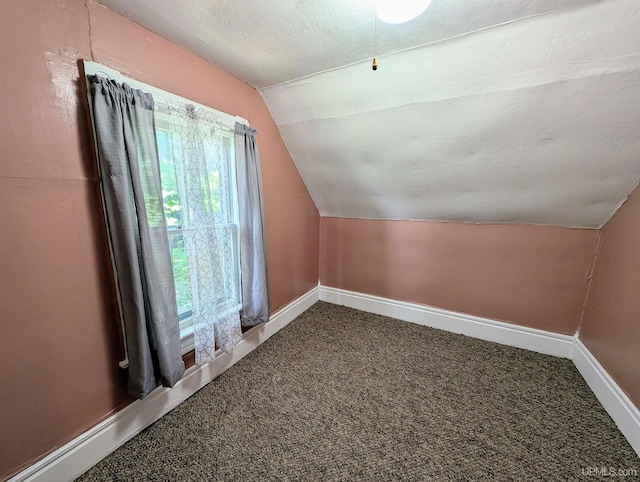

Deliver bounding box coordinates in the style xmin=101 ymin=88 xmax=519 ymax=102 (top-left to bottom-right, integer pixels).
xmin=96 ymin=0 xmax=640 ymax=228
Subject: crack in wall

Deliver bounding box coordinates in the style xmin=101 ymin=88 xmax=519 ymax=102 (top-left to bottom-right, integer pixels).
xmin=85 ymin=0 xmax=95 ymax=61
xmin=578 ymin=229 xmax=602 ymax=335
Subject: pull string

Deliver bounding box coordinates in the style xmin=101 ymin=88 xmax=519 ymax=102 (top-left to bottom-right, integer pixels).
xmin=372 ymin=8 xmax=378 ymax=71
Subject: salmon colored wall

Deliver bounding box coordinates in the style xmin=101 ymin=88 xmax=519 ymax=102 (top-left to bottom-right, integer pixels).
xmin=320 ymin=218 xmax=599 ymax=334
xmin=0 ymin=1 xmax=318 ymax=479
xmin=87 ymin=2 xmax=319 ymax=313
xmin=581 ymin=185 xmax=640 ymax=408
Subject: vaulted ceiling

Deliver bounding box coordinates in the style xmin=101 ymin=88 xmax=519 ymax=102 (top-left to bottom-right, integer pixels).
xmin=97 ymin=0 xmax=640 ymax=228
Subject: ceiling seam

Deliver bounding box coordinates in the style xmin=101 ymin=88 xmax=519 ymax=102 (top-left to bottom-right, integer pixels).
xmin=596 ymin=123 xmax=640 ymax=228
xmin=258 ymin=9 xmax=572 ymax=92
xmin=270 ymin=69 xmax=640 ymax=126
xmin=598 ymin=177 xmax=640 ymax=228
xmin=314 ymin=214 xmax=603 ymax=229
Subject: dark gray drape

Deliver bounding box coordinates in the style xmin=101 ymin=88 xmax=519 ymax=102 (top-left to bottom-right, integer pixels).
xmin=235 ymin=122 xmax=270 ymax=327
xmin=88 ymin=75 xmax=185 ymax=399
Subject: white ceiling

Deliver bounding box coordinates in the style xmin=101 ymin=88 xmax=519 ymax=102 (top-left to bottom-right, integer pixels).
xmin=97 ymin=0 xmax=640 ymax=228
xmin=95 ymin=0 xmax=596 ymax=89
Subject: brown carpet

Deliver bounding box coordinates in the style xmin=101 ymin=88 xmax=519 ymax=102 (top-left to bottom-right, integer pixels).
xmin=77 ymin=302 xmax=639 ymax=481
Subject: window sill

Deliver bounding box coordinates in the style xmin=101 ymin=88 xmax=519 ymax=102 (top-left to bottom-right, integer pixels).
xmin=118 ymin=304 xmax=240 ymax=369
xmin=180 ymin=325 xmax=195 ymax=355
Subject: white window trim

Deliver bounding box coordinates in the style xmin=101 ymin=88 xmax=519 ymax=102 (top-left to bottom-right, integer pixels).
xmin=83 ymin=60 xmax=248 ymax=365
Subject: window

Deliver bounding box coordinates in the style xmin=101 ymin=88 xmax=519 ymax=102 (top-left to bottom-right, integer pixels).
xmin=155 ymin=108 xmax=241 ymax=350
xmin=83 ymin=61 xmax=262 ymax=372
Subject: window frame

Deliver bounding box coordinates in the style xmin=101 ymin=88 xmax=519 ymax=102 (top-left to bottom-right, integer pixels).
xmin=83 ymin=60 xmax=248 ymax=362
xmin=156 ymin=118 xmax=243 ymax=353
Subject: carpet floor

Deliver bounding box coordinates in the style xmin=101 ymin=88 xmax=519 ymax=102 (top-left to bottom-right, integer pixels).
xmin=77 ymin=302 xmax=639 ymax=481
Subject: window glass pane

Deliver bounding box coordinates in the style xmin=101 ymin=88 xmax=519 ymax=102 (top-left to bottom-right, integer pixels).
xmin=157 ymin=128 xmax=192 ymax=317
xmin=157 ymin=129 xmax=182 ymax=227
xmin=156 ymin=123 xmax=240 ymax=327
xmin=168 ymin=231 xmax=192 ymax=317
xmin=202 ymin=137 xmax=231 ymax=225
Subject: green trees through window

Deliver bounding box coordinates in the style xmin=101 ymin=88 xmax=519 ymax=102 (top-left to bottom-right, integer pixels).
xmin=157 ymin=129 xmax=192 ymax=318
xmin=156 ymin=117 xmax=239 ymax=329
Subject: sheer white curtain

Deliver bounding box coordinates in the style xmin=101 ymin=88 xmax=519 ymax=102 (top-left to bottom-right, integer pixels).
xmin=167 ymin=103 xmax=242 ymax=364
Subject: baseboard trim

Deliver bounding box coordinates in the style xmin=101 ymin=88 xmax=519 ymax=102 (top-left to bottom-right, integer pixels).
xmin=11 ymin=284 xmax=640 ymax=479
xmin=9 ymin=286 xmax=319 ymax=482
xmin=319 ymin=286 xmax=574 ymax=359
xmin=318 ymin=286 xmax=640 ymax=457
xmin=573 ymin=339 xmax=640 ymax=457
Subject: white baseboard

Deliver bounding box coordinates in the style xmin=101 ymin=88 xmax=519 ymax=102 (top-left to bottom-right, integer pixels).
xmin=11 ymin=284 xmax=640 ymax=480
xmin=318 ymin=286 xmax=640 ymax=457
xmin=319 ymin=286 xmax=574 ymax=359
xmin=9 ymin=286 xmax=319 ymax=482
xmin=573 ymin=339 xmax=640 ymax=457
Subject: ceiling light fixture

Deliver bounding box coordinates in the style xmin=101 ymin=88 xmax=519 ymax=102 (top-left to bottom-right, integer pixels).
xmin=375 ymin=0 xmax=432 ymax=24
xmin=371 ymin=0 xmax=432 ymax=70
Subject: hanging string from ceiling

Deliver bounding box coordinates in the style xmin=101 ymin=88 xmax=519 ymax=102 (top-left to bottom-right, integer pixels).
xmin=372 ymin=8 xmax=378 ymax=71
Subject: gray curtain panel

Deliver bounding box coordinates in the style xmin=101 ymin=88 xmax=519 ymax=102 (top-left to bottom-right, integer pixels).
xmin=88 ymin=75 xmax=185 ymax=399
xmin=235 ymin=122 xmax=270 ymax=327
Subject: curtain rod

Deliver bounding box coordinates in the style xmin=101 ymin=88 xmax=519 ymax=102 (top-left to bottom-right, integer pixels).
xmin=82 ymin=60 xmax=250 ymax=128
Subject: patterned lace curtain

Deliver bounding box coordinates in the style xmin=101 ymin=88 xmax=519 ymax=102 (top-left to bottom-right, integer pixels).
xmin=166 ymin=102 xmax=242 ymax=364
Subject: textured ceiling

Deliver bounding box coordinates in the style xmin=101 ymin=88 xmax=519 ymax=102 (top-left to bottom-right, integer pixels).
xmin=97 ymin=0 xmax=640 ymax=228
xmin=96 ymin=0 xmax=597 ymax=89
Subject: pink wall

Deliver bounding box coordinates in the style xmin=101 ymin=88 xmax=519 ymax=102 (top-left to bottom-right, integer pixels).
xmin=581 ymin=185 xmax=640 ymax=407
xmin=87 ymin=1 xmax=319 ymax=313
xmin=0 ymin=1 xmax=318 ymax=479
xmin=1 ymin=0 xmax=635 ymax=479
xmin=321 ymin=218 xmax=599 ymax=334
